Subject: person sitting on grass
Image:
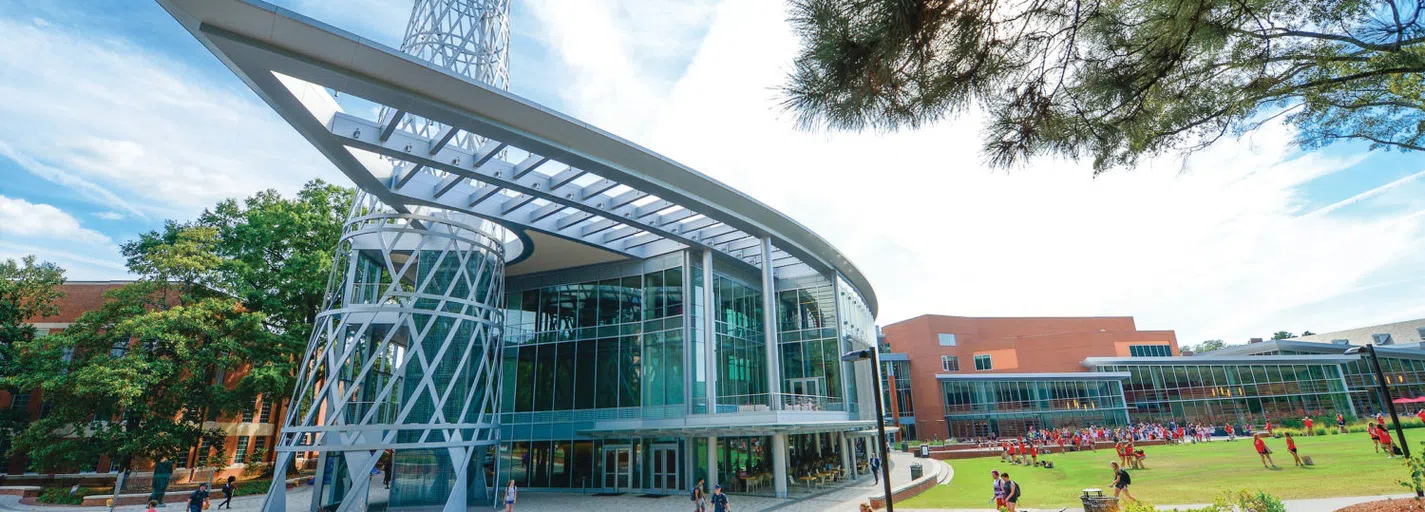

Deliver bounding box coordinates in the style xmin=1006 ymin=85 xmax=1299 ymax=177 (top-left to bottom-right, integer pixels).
xmin=1284 ymin=433 xmax=1303 ymax=467
xmin=1253 ymin=434 xmax=1278 ymax=469
xmin=1110 ymin=462 xmax=1135 ymax=503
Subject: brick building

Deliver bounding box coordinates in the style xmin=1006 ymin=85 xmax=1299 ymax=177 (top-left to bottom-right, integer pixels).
xmin=4 ymin=281 xmax=286 ymax=481
xmin=880 ymin=315 xmax=1179 ymax=440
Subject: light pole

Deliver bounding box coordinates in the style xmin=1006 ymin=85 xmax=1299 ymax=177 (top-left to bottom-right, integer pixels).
xmin=843 ymin=342 xmax=894 ymax=512
xmin=1346 ymin=343 xmax=1423 ymax=498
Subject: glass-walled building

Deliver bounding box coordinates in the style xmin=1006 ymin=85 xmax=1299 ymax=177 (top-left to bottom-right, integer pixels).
xmin=938 ymin=374 xmax=1130 ymax=438
xmin=170 ymin=0 xmax=884 ymax=507
xmin=1210 ymin=339 xmax=1425 ymax=418
xmin=1085 ymin=356 xmax=1356 ymax=425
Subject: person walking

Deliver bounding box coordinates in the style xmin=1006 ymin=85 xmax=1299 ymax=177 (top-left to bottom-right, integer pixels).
xmin=999 ymin=472 xmax=1021 ymax=512
xmin=1284 ymin=433 xmax=1303 ymax=467
xmin=1253 ymin=434 xmax=1278 ymax=469
xmin=991 ymin=470 xmax=1006 ymax=510
xmin=869 ymin=454 xmax=882 ymax=484
xmin=187 ymin=483 xmax=210 ymax=512
xmin=710 ymin=484 xmax=730 ymax=512
xmin=1110 ymin=462 xmax=1135 ymax=503
xmin=1380 ymin=426 xmax=1396 ymax=458
xmin=1369 ymin=423 xmax=1382 ymax=453
xmin=504 ymin=479 xmax=517 ymax=511
xmin=218 ymin=476 xmax=236 ymax=509
xmin=691 ymin=478 xmax=706 ymax=512
xmin=1303 ymin=416 xmax=1315 ymax=436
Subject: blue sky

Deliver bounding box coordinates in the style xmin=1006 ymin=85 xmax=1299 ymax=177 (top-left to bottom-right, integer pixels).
xmin=2 ymin=0 xmax=1423 ymax=344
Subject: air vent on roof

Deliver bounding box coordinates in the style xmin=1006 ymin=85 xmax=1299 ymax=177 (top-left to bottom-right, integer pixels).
xmin=1373 ymin=333 xmax=1395 ymax=345
xmin=1330 ymin=339 xmax=1349 ymax=345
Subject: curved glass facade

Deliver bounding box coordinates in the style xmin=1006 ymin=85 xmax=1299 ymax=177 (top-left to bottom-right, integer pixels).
xmin=1095 ymin=361 xmax=1354 ymax=425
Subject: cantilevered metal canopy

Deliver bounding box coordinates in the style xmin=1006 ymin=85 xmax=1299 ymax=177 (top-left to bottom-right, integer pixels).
xmin=155 ymin=0 xmax=878 ymax=314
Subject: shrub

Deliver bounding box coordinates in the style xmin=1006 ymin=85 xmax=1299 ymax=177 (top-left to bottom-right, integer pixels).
xmin=37 ymin=486 xmax=98 ymax=505
xmin=1211 ymin=489 xmax=1287 ymax=512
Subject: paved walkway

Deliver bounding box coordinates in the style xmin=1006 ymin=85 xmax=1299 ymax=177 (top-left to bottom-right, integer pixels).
xmin=0 ymin=452 xmax=922 ymax=512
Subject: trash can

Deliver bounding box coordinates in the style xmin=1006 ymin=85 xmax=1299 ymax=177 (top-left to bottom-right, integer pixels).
xmin=1080 ymin=488 xmax=1120 ymax=512
xmin=919 ymin=445 xmax=930 ymax=458
xmin=901 ymin=441 xmax=909 ymax=452
xmin=909 ymin=463 xmax=923 ymax=480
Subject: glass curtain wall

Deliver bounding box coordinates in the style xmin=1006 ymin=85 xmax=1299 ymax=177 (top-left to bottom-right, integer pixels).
xmin=1335 ymin=355 xmax=1425 ymax=417
xmin=940 ymin=379 xmax=1128 ymax=438
xmin=1096 ymin=362 xmax=1355 ymax=425
xmin=836 ymin=275 xmax=876 ymax=418
xmin=714 ymin=269 xmax=768 ymax=411
xmin=776 ymin=274 xmax=843 ymax=410
xmin=882 ymin=361 xmax=915 ymax=420
xmin=498 ymin=255 xmax=687 ymax=491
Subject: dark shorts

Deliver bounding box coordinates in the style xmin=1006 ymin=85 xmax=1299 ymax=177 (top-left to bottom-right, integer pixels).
xmin=1007 ymin=496 xmax=1020 ymax=503
xmin=1289 ymin=448 xmax=1297 ymax=453
xmin=1115 ymin=483 xmax=1129 ymax=490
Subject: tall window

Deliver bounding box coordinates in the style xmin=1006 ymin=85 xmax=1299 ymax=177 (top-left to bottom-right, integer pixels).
xmin=9 ymin=393 xmax=29 ymax=411
xmin=1128 ymin=345 xmax=1173 ymax=357
xmin=241 ymin=407 xmax=254 ymax=423
xmin=937 ymin=333 xmax=957 ymax=346
xmin=941 ymin=356 xmax=959 ymax=372
xmin=252 ymin=438 xmax=267 ymax=463
xmin=234 ymin=437 xmax=249 ymax=464
xmin=258 ymin=400 xmax=274 ymax=423
xmin=974 ymin=354 xmax=992 ymax=371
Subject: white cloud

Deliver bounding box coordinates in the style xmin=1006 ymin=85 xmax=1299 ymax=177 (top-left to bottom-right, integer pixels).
xmin=530 ymin=0 xmax=1425 ymax=344
xmin=0 ymin=16 xmax=339 ymax=221
xmin=0 ymin=195 xmax=111 ymax=245
xmin=94 ymin=211 xmax=125 ymax=221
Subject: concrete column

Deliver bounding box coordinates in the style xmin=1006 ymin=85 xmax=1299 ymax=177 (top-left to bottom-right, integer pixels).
xmin=760 ymin=237 xmax=782 ymax=410
xmin=704 ymin=250 xmax=718 ymax=414
xmin=707 ymin=436 xmax=719 ymax=490
xmin=839 ymin=433 xmax=852 ymax=479
xmin=772 ymin=433 xmax=789 ymax=498
xmin=848 ymin=436 xmax=859 ymax=479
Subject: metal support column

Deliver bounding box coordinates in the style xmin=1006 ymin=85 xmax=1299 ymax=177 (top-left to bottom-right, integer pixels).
xmin=704 ymin=250 xmax=718 ymax=414
xmin=707 ymin=436 xmax=719 ymax=490
xmin=761 ymin=237 xmax=781 ymax=410
xmin=772 ymin=433 xmax=789 ymax=498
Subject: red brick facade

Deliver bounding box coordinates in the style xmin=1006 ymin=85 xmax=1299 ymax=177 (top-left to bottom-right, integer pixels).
xmin=881 ymin=315 xmax=1178 ymax=440
xmin=5 ymin=282 xmax=285 ymax=481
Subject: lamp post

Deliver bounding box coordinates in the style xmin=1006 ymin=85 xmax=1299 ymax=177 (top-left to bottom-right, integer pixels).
xmin=1346 ymin=343 xmax=1422 ymax=498
xmin=843 ymin=342 xmax=895 ymax=512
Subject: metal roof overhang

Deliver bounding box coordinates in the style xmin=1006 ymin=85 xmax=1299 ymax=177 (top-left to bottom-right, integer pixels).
xmin=1082 ymin=354 xmax=1358 ymax=367
xmin=936 ymin=372 xmax=1131 ymax=381
xmin=153 ymin=0 xmax=878 ymax=315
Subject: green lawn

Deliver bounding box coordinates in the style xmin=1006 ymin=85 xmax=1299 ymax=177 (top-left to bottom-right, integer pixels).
xmin=901 ymin=432 xmax=1414 ymax=509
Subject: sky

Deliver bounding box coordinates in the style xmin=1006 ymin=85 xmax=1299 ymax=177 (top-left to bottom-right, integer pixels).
xmin=1 ymin=0 xmax=1423 ymax=345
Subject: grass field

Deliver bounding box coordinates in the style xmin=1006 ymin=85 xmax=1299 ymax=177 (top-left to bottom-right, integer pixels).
xmin=901 ymin=432 xmax=1415 ymax=509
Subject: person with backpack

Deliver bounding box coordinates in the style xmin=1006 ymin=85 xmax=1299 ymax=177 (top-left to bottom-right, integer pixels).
xmin=218 ymin=476 xmax=236 ymax=509
xmin=710 ymin=484 xmax=730 ymax=512
xmin=691 ymin=478 xmax=706 ymax=512
xmin=1110 ymin=462 xmax=1135 ymax=503
xmin=186 ymin=483 xmax=210 ymax=512
xmin=999 ymin=472 xmax=1021 ymax=512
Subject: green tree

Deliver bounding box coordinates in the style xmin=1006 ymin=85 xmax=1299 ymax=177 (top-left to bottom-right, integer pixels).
xmin=4 ymin=181 xmax=350 ymax=484
xmin=1302 ymin=330 xmax=1316 ymax=336
xmin=1272 ymin=331 xmax=1296 ymax=340
xmin=0 ymin=256 xmax=65 ymax=456
xmin=1189 ymin=339 xmax=1227 ymax=354
xmin=782 ymin=0 xmax=1425 ymax=172
xmin=7 ymin=227 xmax=271 ymax=479
xmin=198 ymin=179 xmax=351 ymax=398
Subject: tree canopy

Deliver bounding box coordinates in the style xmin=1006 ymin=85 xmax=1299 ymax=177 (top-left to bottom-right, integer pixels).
xmin=1272 ymin=330 xmax=1296 ymax=339
xmin=1188 ymin=339 xmax=1228 ymax=353
xmin=3 ymin=180 xmax=351 ymax=473
xmin=783 ymin=0 xmax=1425 ymax=172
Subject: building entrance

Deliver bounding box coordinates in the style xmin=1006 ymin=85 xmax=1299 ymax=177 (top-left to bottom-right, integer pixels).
xmin=650 ymin=444 xmax=679 ymax=492
xmin=602 ymin=445 xmax=634 ymax=491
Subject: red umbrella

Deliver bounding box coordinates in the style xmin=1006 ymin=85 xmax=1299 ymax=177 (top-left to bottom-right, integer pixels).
xmin=1391 ymin=396 xmax=1425 ymax=404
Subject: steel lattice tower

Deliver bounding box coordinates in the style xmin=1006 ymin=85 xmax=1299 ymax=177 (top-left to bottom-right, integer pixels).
xmin=263 ymin=2 xmax=512 ymax=511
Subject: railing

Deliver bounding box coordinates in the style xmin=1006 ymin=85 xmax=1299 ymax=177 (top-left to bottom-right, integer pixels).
xmin=715 ymin=393 xmax=846 ymax=413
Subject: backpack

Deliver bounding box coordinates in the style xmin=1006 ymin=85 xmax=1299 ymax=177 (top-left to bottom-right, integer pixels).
xmin=690 ymin=488 xmax=698 ymax=501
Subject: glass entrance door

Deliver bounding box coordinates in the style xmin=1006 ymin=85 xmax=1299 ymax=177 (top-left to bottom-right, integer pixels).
xmin=650 ymin=445 xmax=678 ymax=492
xmin=602 ymin=445 xmax=632 ymax=491
xmin=790 ymin=377 xmax=823 ymax=397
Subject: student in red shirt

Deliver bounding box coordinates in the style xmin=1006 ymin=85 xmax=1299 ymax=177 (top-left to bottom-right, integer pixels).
xmin=1225 ymin=424 xmax=1235 ymax=441
xmin=1380 ymin=425 xmax=1396 ymax=458
xmin=1303 ymin=416 xmax=1314 ymax=436
xmin=1030 ymin=443 xmax=1039 ymax=466
xmin=1253 ymin=434 xmax=1278 ymax=469
xmin=1284 ymin=433 xmax=1303 ymax=467
xmin=1265 ymin=420 xmax=1273 ymax=436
